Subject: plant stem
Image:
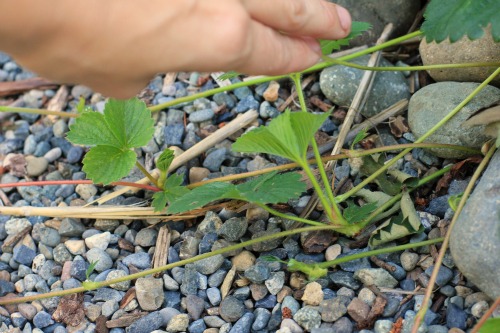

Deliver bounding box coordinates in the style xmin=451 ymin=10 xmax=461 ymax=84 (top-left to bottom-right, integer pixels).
xmin=412 ymin=143 xmax=497 ymax=333
xmin=0 ymin=179 xmax=161 ymax=192
xmin=322 ymin=58 xmax=500 ymax=72
xmin=255 ymin=203 xmax=324 ymax=227
xmin=336 ymin=66 xmax=500 ymax=203
xmin=317 ymin=237 xmax=444 ymax=269
xmin=290 ymin=73 xmax=346 ymax=224
xmin=135 ymin=161 xmax=159 ymax=188
xmin=0 ymin=225 xmax=335 ymax=305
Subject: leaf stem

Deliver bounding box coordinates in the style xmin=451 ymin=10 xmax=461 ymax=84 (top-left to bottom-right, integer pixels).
xmin=134 ymin=161 xmax=159 ymax=188
xmin=255 ymin=203 xmax=324 ymax=227
xmin=336 ymin=66 xmax=500 ymax=203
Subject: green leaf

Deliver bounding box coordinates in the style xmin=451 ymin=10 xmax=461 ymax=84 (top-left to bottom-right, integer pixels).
xmin=233 ymin=109 xmax=330 ymax=163
xmin=86 ymin=260 xmax=99 ymax=280
xmin=157 ymin=149 xmax=175 ymax=172
xmin=369 ymin=191 xmax=424 ymax=248
xmin=343 ymin=201 xmax=378 ymax=224
xmin=448 ymin=193 xmax=464 ymax=212
xmin=167 ymin=172 xmax=306 ymax=214
xmin=152 ymin=174 xmax=190 ymax=212
xmin=422 ymin=0 xmax=500 ymax=43
xmin=82 ymin=146 xmax=136 ymax=184
xmin=67 ymin=98 xmax=155 ymax=184
xmin=355 ymin=188 xmax=400 ymax=223
xmin=359 ymin=155 xmax=402 ymax=196
xmin=218 ymin=71 xmax=240 ymax=80
xmin=480 ymin=318 xmax=500 ymax=333
xmin=320 ymin=21 xmax=372 ymax=55
xmin=350 ymin=127 xmax=369 ymax=150
xmin=76 ymin=97 xmax=93 ymax=113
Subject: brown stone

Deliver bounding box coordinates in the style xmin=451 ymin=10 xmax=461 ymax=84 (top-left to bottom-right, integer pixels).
xmin=52 ymin=293 xmax=86 ymax=327
xmin=347 ymin=297 xmax=371 ymax=323
xmin=250 ymin=283 xmax=268 ymax=301
xmin=263 ymin=81 xmax=280 ymax=102
xmin=301 ymin=230 xmax=336 ymax=254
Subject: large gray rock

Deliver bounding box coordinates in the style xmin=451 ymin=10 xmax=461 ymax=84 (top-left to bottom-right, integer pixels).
xmin=329 ymin=0 xmax=420 ymax=46
xmin=320 ymin=55 xmax=410 ymax=117
xmin=420 ymin=28 xmax=500 ymax=87
xmin=450 ymin=149 xmax=500 ymax=300
xmin=408 ymin=82 xmax=499 ymax=158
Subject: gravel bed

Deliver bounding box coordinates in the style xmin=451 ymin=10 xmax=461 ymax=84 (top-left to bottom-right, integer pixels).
xmin=0 ymin=52 xmax=492 ymax=333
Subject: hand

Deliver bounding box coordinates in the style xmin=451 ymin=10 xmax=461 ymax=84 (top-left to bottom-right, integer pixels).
xmin=0 ymin=0 xmax=351 ymax=98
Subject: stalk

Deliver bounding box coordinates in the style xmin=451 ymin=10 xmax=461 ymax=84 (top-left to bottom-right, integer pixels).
xmin=135 ymin=161 xmax=159 ymax=188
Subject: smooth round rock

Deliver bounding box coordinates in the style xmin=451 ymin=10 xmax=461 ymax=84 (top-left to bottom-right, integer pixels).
xmin=408 ymin=82 xmax=499 ymax=158
xmin=320 ymin=55 xmax=410 ymax=117
xmin=420 ymin=28 xmax=500 ymax=87
xmin=219 ymin=296 xmax=245 ymax=323
xmin=26 ymin=157 xmax=48 ymax=177
xmin=450 ymin=149 xmax=500 ymax=299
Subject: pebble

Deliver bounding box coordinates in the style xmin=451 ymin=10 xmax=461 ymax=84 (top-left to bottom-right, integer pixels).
xmin=166 ymin=314 xmax=189 ymax=332
xmin=58 ymin=218 xmax=86 ymax=237
xmin=66 ymin=146 xmax=83 ymax=163
xmin=446 ymin=304 xmax=467 ymax=330
xmin=203 ymin=148 xmax=227 ymax=172
xmin=122 ymin=252 xmax=151 ymax=269
xmin=38 ymin=227 xmax=61 ymax=247
xmin=134 ymin=228 xmax=158 ymax=247
xmin=374 ymin=319 xmax=393 ymax=333
xmin=280 ymin=318 xmax=304 ymax=333
xmin=400 ymin=251 xmax=420 ymax=271
xmin=33 ymin=311 xmax=54 ymax=328
xmin=283 ymin=296 xmax=301 ymax=316
xmin=25 ymin=157 xmax=48 ymax=176
xmin=354 ymin=268 xmax=399 ymax=288
xmin=302 ymin=282 xmax=324 ymax=306
xmin=253 ymin=308 xmax=272 ymax=330
xmin=64 ymin=240 xmax=86 ymax=255
xmin=194 ymin=254 xmax=225 ymax=275
xmin=189 ymin=109 xmax=214 ymax=122
xmin=424 ymin=266 xmax=453 ymax=287
xmin=186 ymin=294 xmax=205 ymax=320
xmin=325 ymin=244 xmax=342 ymax=261
xmin=5 ymin=218 xmax=31 ymax=235
xmin=471 ymin=300 xmax=489 ymax=318
xmin=331 ymin=317 xmax=354 ymax=333
xmin=229 ymin=312 xmax=254 ymax=333
xmin=265 ymin=271 xmax=285 ymax=295
xmin=43 ymin=147 xmax=62 ymax=162
xmin=75 ymin=184 xmax=98 ymax=200
xmin=135 ymin=277 xmax=164 ymax=310
xmin=106 ymin=270 xmax=130 ymax=291
xmin=84 ymin=231 xmax=111 ymax=250
xmin=293 ymin=307 xmax=322 ymax=332
xmin=85 ymin=248 xmax=113 ymax=272
xmin=127 ymin=311 xmax=163 ymax=333
xmin=13 ymin=245 xmax=36 ymax=266
xmin=244 ymin=262 xmax=270 ymax=284
xmin=217 ymin=217 xmax=248 ymax=241
xmin=220 ymin=296 xmax=245 ymax=323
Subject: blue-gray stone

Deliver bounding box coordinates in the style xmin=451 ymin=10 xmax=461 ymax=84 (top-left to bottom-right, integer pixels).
xmin=267 ymin=305 xmax=282 ymax=331
xmin=63 ymin=278 xmax=82 ymax=289
xmin=33 ymin=311 xmax=54 ymax=328
xmin=423 ymin=310 xmax=440 ymax=325
xmin=294 ymin=253 xmax=325 ymax=263
xmin=24 ymin=135 xmax=37 ymax=155
xmin=122 ymin=252 xmax=151 ymax=269
xmin=400 ymin=279 xmax=416 ymax=291
xmin=338 ymin=248 xmax=371 ymax=272
xmin=39 ymin=227 xmax=60 ymax=247
xmin=220 ymin=296 xmax=246 ymax=323
xmin=331 ymin=316 xmax=354 ymax=333
xmin=164 ymin=291 xmax=181 ymax=309
xmin=58 ymin=218 xmax=86 ymax=237
xmin=206 ymin=287 xmax=221 ymax=306
xmin=425 ymin=266 xmax=453 ymax=287
xmin=11 ymin=313 xmax=27 ymax=328
xmin=55 ymin=184 xmax=75 ymax=199
xmin=166 ymin=109 xmax=184 ymax=124
xmin=189 ymin=108 xmax=214 ymax=122
xmin=386 ymin=262 xmax=406 ymax=280
xmin=446 ymin=304 xmax=467 ymax=330
xmin=34 ymin=141 xmax=51 ymax=157
xmin=213 ymin=92 xmax=236 ymax=108
xmin=181 ymin=265 xmax=199 ymax=295
xmin=0 ymin=280 xmax=15 ymax=296
xmin=92 ymin=288 xmax=123 ymax=302
xmin=252 ymin=308 xmax=271 ymax=331
xmin=383 ymin=296 xmax=401 ymax=317
xmin=66 ymin=146 xmax=83 ymax=164
xmin=259 ymin=102 xmax=279 ymax=119
xmin=329 ymin=271 xmax=361 ymax=290
xmin=0 ymin=139 xmax=24 ymax=154
xmin=282 ymin=296 xmax=300 ymax=315
xmin=233 ymin=286 xmax=250 ymax=300
xmin=182 ymin=130 xmax=200 ymax=150
xmin=50 ymin=137 xmax=72 ymax=156
xmin=164 ymin=124 xmax=184 ymax=146
xmin=323 ymin=288 xmax=336 ymax=300
xmin=70 ymin=259 xmax=89 ymax=281
xmin=425 ymin=196 xmax=450 ymax=217
xmin=236 ymin=95 xmax=259 ymax=113
xmin=199 ymin=232 xmax=218 ymax=254
xmin=189 ymin=319 xmax=207 ymax=333
xmin=203 ymin=148 xmax=227 ymax=172
xmin=244 ymin=263 xmax=270 ymax=284
xmin=17 ymin=185 xmax=43 ymax=203
xmin=208 ymin=269 xmax=227 ymax=287
xmin=168 ymin=246 xmax=180 ymax=264
xmin=428 ymin=325 xmax=448 ymax=333
xmin=13 ymin=245 xmax=36 ymax=266
xmin=217 ymin=217 xmax=248 ymax=242
xmin=127 ymin=311 xmax=163 ymax=333
xmin=229 ymin=312 xmax=254 ymax=333
xmin=255 ymin=294 xmax=277 ymax=309
xmin=233 ymin=86 xmax=253 ymax=100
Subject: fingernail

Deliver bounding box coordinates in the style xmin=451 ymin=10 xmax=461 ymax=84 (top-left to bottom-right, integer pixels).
xmin=336 ymin=5 xmax=351 ymax=33
xmin=303 ymin=37 xmax=321 ymax=54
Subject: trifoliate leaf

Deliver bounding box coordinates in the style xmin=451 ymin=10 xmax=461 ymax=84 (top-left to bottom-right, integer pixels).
xmin=152 ymin=174 xmax=190 ymax=212
xmin=320 ymin=21 xmax=372 ymax=55
xmin=167 ymin=172 xmax=306 ymax=214
xmin=343 ymin=201 xmax=378 ymax=224
xmin=67 ymin=98 xmax=155 ymax=184
xmin=157 ymin=149 xmax=175 ymax=172
xmin=422 ymin=0 xmax=500 ymax=43
xmin=82 ymin=146 xmax=136 ymax=184
xmin=233 ymin=109 xmax=330 ymax=163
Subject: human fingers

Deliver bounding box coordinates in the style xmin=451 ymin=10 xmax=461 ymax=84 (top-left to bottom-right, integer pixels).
xmin=242 ymin=0 xmax=351 ymax=39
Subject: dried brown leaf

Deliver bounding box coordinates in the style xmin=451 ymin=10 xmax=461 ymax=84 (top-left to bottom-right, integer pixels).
xmin=389 ymin=115 xmax=409 ymax=138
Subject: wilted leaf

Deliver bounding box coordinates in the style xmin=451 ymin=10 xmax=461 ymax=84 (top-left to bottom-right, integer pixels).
xmin=387 ymin=169 xmax=419 ymax=187
xmin=355 ymin=188 xmax=400 ymax=223
xmin=359 ymin=155 xmax=402 ymax=196
xmin=463 ymin=104 xmax=500 ymax=138
xmin=343 ymin=201 xmax=378 ymax=224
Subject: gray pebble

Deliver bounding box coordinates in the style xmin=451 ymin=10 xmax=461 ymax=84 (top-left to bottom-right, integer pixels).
xmin=86 ymin=248 xmax=113 ymax=272
xmin=220 ymin=296 xmax=245 ymax=323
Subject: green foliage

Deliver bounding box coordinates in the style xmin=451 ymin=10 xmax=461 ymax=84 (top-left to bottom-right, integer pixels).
xmin=343 ymin=201 xmax=378 ymax=224
xmin=86 ymin=260 xmax=99 ymax=281
xmin=157 ymin=148 xmax=176 ymax=188
xmin=369 ymin=191 xmax=424 ymax=248
xmin=350 ymin=128 xmax=369 ymax=150
xmin=67 ymin=98 xmax=154 ymax=184
xmin=480 ymin=318 xmax=500 ymax=333
xmin=233 ymin=109 xmax=329 ymax=163
xmin=422 ymin=0 xmax=500 ymax=43
xmin=448 ymin=193 xmax=464 ymax=212
xmin=320 ymin=21 xmax=372 ymax=55
xmin=152 ymin=174 xmax=190 ymax=212
xmin=167 ymin=171 xmax=306 ymax=214
xmin=359 ymin=155 xmax=402 ymax=196
xmin=76 ymin=97 xmax=93 ymax=113
xmin=217 ymin=71 xmax=240 ymax=81
xmin=261 ymin=256 xmax=328 ymax=280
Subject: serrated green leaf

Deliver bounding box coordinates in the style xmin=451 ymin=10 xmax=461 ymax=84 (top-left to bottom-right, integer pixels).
xmin=157 ymin=149 xmax=175 ymax=172
xmin=103 ymin=98 xmax=154 ymax=148
xmin=479 ymin=318 xmax=500 ymax=333
xmin=238 ymin=172 xmax=306 ymax=204
xmin=359 ymin=155 xmax=402 ymax=196
xmin=320 ymin=21 xmax=372 ymax=55
xmin=167 ymin=172 xmax=305 ymax=214
xmin=152 ymin=174 xmax=190 ymax=212
xmin=218 ymin=71 xmax=240 ymax=81
xmin=167 ymin=182 xmax=239 ymax=214
xmin=343 ymin=201 xmax=378 ymax=224
xmin=422 ymin=0 xmax=500 ymax=43
xmin=82 ymin=146 xmax=136 ymax=184
xmin=233 ymin=109 xmax=330 ymax=163
xmin=369 ymin=191 xmax=424 ymax=248
xmin=152 ymin=191 xmax=169 ymax=212
xmin=67 ymin=111 xmax=119 ymax=147
xmin=350 ymin=127 xmax=369 ymax=150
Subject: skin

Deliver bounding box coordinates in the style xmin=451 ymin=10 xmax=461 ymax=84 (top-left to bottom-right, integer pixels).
xmin=0 ymin=0 xmax=351 ymax=98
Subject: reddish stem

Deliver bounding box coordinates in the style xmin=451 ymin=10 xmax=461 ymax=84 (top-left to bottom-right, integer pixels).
xmin=0 ymin=180 xmax=161 ymax=192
